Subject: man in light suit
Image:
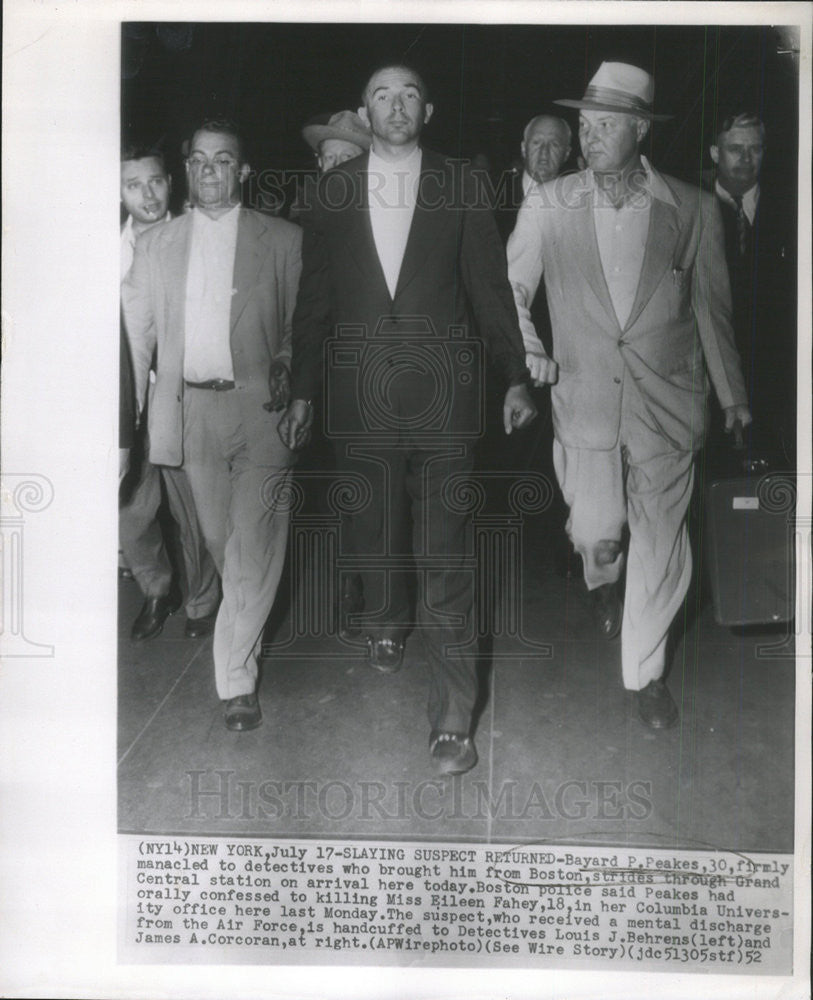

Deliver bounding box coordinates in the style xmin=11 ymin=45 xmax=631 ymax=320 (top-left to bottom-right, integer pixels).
xmin=122 ymin=119 xmax=302 ymax=731
xmin=279 ymin=64 xmax=536 ymax=774
xmin=508 ymin=63 xmax=751 ymax=728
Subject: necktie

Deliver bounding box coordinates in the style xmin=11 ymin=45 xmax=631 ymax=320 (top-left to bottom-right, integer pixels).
xmin=732 ymin=194 xmax=748 ymax=257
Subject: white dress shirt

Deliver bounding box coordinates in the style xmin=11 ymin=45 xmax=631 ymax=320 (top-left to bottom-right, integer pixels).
xmin=367 ymin=146 xmax=422 ymax=299
xmin=592 ymin=171 xmax=651 ymax=331
xmin=183 ymin=204 xmax=241 ymax=382
xmin=714 ymin=180 xmax=760 ymax=225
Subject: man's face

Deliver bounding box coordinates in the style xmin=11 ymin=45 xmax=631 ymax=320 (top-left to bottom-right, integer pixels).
xmin=120 ymin=156 xmax=170 ymax=227
xmin=318 ymin=138 xmax=364 ymax=173
xmin=359 ymin=67 xmax=433 ymax=147
xmin=711 ymin=126 xmax=764 ymax=195
xmin=185 ymin=130 xmax=249 ymax=212
xmin=521 ymin=118 xmax=571 ymax=183
xmin=579 ymin=111 xmax=647 ymax=174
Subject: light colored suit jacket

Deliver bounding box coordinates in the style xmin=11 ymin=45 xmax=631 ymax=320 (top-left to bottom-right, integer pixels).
xmin=122 ymin=208 xmax=302 ymax=466
xmin=507 ymin=162 xmax=747 ymax=452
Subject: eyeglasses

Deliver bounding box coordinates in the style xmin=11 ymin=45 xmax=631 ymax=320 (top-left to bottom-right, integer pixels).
xmin=186 ymin=154 xmax=239 ymax=170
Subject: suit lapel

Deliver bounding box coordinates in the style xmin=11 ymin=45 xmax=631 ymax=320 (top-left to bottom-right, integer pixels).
xmin=624 ymin=197 xmax=680 ymax=331
xmin=345 ymin=158 xmax=392 ymax=300
xmin=393 ymin=153 xmax=443 ymax=300
xmin=564 ymin=188 xmax=619 ymax=329
xmin=230 ymin=208 xmax=268 ymax=331
xmin=163 ymin=214 xmax=192 ymax=341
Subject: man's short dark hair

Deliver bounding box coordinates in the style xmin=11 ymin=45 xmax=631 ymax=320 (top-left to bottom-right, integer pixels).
xmin=716 ymin=112 xmax=766 ymax=144
xmin=121 ymin=143 xmax=167 ymax=170
xmin=188 ymin=117 xmax=246 ymax=162
xmin=361 ymin=62 xmax=430 ymax=105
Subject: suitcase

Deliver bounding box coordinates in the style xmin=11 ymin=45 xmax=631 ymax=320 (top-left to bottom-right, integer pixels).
xmin=703 ymin=471 xmax=796 ymax=626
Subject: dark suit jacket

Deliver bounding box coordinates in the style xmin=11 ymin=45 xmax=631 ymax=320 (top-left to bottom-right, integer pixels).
xmin=704 ymin=176 xmax=797 ymax=457
xmin=290 ymin=148 xmax=528 ymax=425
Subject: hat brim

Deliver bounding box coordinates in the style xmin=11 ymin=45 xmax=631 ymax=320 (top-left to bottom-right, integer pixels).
xmin=554 ymin=98 xmax=672 ymax=121
xmin=302 ymin=124 xmax=372 ymax=151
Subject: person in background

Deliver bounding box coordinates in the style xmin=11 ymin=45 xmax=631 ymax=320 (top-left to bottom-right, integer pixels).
xmin=289 ymin=110 xmax=372 ymax=224
xmin=119 ymin=144 xmax=220 ymax=641
xmin=122 ymin=120 xmax=302 ymax=731
xmin=706 ymin=112 xmax=796 ymax=464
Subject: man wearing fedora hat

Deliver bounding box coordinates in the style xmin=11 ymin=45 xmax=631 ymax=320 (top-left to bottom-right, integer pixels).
xmin=508 ymin=62 xmax=751 ymax=729
xmin=303 ymin=109 xmax=372 ymax=174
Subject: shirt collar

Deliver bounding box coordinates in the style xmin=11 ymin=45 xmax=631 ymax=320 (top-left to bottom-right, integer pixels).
xmin=192 ymin=203 xmax=241 ymax=229
xmin=587 ymin=155 xmax=678 ymax=209
xmin=368 ymin=145 xmax=422 ymax=174
xmin=715 ymin=180 xmax=760 ymax=223
xmin=522 ymin=170 xmax=537 ymax=198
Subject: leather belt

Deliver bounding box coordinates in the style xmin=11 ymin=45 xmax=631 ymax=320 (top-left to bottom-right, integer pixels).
xmin=184 ymin=379 xmax=236 ymax=391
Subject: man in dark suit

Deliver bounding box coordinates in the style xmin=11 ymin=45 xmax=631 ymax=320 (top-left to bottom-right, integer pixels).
xmin=122 ymin=119 xmax=302 ymax=731
xmin=279 ymin=64 xmax=536 ymax=775
xmin=707 ymin=112 xmax=796 ymax=464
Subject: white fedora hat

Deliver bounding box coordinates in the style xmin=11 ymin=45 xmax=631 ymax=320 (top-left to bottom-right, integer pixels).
xmin=555 ymin=61 xmax=672 ymax=121
xmin=302 ymin=110 xmax=372 ymax=152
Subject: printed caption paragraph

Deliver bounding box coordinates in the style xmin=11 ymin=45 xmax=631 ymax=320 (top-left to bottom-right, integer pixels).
xmin=120 ymin=837 xmax=793 ymax=972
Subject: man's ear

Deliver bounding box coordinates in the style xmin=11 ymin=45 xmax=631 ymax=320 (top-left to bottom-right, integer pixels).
xmin=636 ymin=118 xmax=650 ymax=143
xmin=423 ymin=102 xmax=434 ymax=125
xmin=167 ymin=174 xmax=173 ymax=194
xmin=358 ymin=105 xmax=370 ymax=127
xmin=520 ymin=140 xmax=527 ymax=163
xmin=709 ymin=145 xmax=719 ymax=166
xmin=238 ymin=163 xmax=251 ymax=183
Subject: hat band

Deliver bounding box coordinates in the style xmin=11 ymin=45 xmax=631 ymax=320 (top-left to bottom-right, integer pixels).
xmin=583 ymin=84 xmax=653 ymax=115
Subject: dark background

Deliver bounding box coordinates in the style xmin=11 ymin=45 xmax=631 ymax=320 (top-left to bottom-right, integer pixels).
xmin=121 ymin=22 xmax=800 ymax=213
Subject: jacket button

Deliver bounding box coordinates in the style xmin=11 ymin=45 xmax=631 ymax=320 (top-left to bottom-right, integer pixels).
xmin=613 ymin=376 xmax=621 ymax=384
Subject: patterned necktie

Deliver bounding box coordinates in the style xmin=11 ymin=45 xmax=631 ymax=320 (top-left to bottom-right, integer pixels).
xmin=732 ymin=194 xmax=748 ymax=257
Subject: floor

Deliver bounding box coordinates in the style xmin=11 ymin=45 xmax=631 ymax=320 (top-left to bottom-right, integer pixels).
xmin=117 ymin=466 xmax=796 ymax=853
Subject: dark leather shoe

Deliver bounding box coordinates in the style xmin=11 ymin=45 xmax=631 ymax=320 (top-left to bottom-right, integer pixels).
xmin=367 ymin=637 xmax=405 ymax=674
xmin=131 ymin=592 xmax=181 ymax=641
xmin=590 ymin=582 xmax=623 ymax=639
xmin=224 ymin=692 xmax=262 ymax=731
xmin=637 ymin=679 xmax=679 ymax=729
xmin=338 ymin=574 xmax=364 ymax=640
xmin=185 ymin=610 xmax=217 ymax=639
xmin=430 ymin=732 xmax=478 ymax=775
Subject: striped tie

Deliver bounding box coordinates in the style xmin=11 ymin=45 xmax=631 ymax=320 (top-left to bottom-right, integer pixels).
xmin=732 ymin=194 xmax=748 ymax=257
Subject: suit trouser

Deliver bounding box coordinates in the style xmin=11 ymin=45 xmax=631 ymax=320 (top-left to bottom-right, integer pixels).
xmin=553 ymin=382 xmax=695 ymax=691
xmin=119 ymin=441 xmax=220 ymax=618
xmin=337 ymin=439 xmax=477 ymax=734
xmin=182 ymin=386 xmax=293 ymax=700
